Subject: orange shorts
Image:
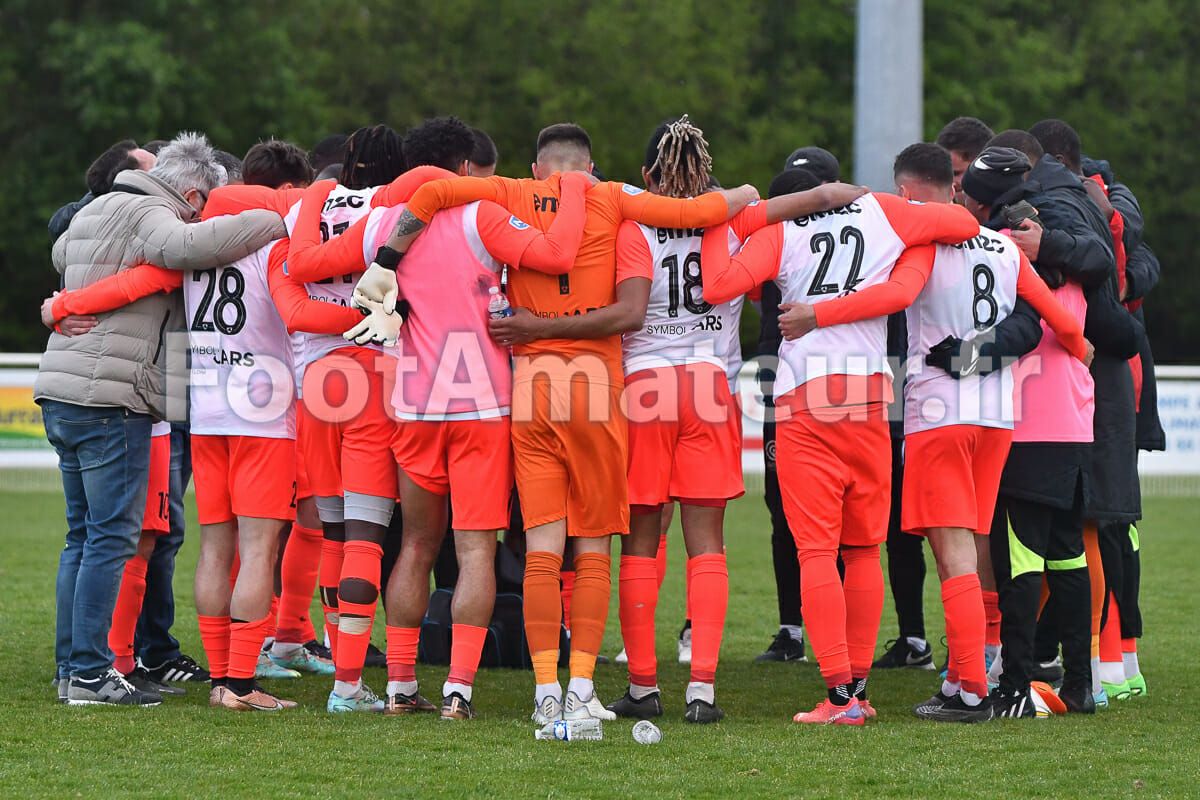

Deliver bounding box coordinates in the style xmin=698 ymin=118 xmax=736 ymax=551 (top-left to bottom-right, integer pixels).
xmin=299 ymin=348 xmax=398 ymax=499
xmin=625 ymin=364 xmax=744 ymax=507
xmin=141 ymin=433 xmax=171 ymax=534
xmin=775 ymin=400 xmax=891 ymax=552
xmin=191 ymin=435 xmax=297 ymax=525
xmin=294 ymin=410 xmax=314 ymax=501
xmin=512 ymin=374 xmax=628 ymax=537
xmin=902 ymin=424 xmax=1013 ymax=535
xmin=392 ymin=416 xmax=513 ymax=530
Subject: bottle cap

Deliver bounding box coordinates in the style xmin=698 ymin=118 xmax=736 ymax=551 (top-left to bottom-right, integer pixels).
xmin=488 ymin=286 xmax=500 ymax=295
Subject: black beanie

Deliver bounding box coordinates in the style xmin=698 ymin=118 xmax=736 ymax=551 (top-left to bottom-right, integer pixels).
xmin=962 ymin=146 xmax=1032 ymax=207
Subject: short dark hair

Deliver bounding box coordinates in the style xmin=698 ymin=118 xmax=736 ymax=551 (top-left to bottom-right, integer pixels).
xmin=340 ymin=125 xmax=405 ymax=189
xmin=243 ymin=139 xmax=314 ymax=188
xmin=402 ymin=117 xmax=475 ymax=172
xmin=987 ymin=129 xmax=1044 ymax=165
xmin=214 ymin=150 xmax=243 ymax=183
xmin=85 ymin=139 xmax=137 ymax=196
xmin=768 ymin=167 xmax=820 ymax=199
xmin=893 ymin=143 xmax=953 ymax=187
xmin=1028 ymin=119 xmax=1082 ymax=173
xmin=309 ymin=133 xmax=349 ymax=174
xmin=142 ymin=139 xmax=169 ymax=155
xmin=935 ymin=117 xmax=995 ymax=161
xmin=536 ymin=123 xmax=592 ymax=159
xmin=470 ymin=127 xmax=498 ymax=167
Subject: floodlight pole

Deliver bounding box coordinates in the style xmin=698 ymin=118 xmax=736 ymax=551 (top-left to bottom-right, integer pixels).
xmin=853 ymin=0 xmax=923 ymax=190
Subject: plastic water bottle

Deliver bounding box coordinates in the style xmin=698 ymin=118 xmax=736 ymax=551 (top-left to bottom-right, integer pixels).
xmin=487 ymin=286 xmax=514 ymax=319
xmin=534 ymin=718 xmax=603 ymax=741
xmin=632 ymin=720 xmax=662 ymax=745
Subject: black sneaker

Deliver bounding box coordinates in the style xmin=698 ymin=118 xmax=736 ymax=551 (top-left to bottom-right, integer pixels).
xmin=1032 ymin=658 xmax=1065 ymax=686
xmin=304 ymin=640 xmax=332 ymax=660
xmin=606 ymin=688 xmax=664 ymax=719
xmin=912 ymin=689 xmax=954 ymax=716
xmin=364 ymin=643 xmax=387 ymax=669
xmin=127 ymin=667 xmax=185 ymax=697
xmin=684 ymin=698 xmax=725 ymax=724
xmin=872 ymin=638 xmax=934 ymax=670
xmin=991 ymin=687 xmax=1037 ymax=719
xmin=140 ymin=653 xmax=210 ymax=683
xmin=67 ymin=668 xmax=161 ymax=706
xmin=1059 ymin=684 xmax=1096 ymax=714
xmin=914 ymin=693 xmax=993 ymax=723
xmin=754 ymin=629 xmax=807 ymax=663
xmin=440 ymin=692 xmax=476 ymax=720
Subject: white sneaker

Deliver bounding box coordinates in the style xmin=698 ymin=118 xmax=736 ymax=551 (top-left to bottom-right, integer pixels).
xmin=615 ymin=647 xmax=628 ymax=664
xmin=531 ymin=694 xmax=563 ymax=725
xmin=678 ymin=627 xmax=692 ymax=664
xmin=586 ymin=691 xmax=617 ymax=721
xmin=563 ymin=690 xmax=597 ymax=721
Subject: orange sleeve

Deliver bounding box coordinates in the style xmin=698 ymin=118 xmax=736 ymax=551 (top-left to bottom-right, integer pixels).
xmin=285 ymin=180 xmax=369 ymax=282
xmin=266 ymin=240 xmax=364 ymax=335
xmin=1015 ymin=250 xmax=1089 ymax=360
xmin=370 ymin=165 xmax=459 ymax=208
xmin=729 ymin=201 xmax=769 ymax=243
xmin=874 ymin=193 xmax=980 ymax=247
xmin=700 ymin=222 xmax=783 ymax=304
xmin=812 ymin=245 xmax=935 ymax=328
xmin=615 ymin=220 xmax=654 ymax=284
xmin=51 ymin=264 xmax=183 ymax=321
xmin=615 ymin=184 xmax=730 ymax=229
xmin=202 ymin=185 xmax=297 ymax=219
xmin=405 ymin=175 xmax=515 ymax=223
xmin=474 ymin=173 xmax=587 ymax=275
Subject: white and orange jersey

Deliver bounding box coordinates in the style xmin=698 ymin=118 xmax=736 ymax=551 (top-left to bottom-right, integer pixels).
xmin=904 ymin=231 xmax=1022 ymax=434
xmin=184 ymin=239 xmax=296 ymax=439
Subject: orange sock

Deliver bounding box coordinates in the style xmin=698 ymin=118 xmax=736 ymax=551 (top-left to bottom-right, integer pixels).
xmin=618 ymin=556 xmax=659 ymax=687
xmin=448 ymin=624 xmax=488 ymax=686
xmin=687 ymin=554 xmax=728 ymax=684
xmin=319 ymin=538 xmax=344 ymax=657
xmin=654 ymin=534 xmax=668 ymax=589
xmin=560 ymin=569 xmax=576 ymax=632
xmin=567 ymin=552 xmax=611 ymax=681
xmin=942 ymin=573 xmax=987 ymax=698
xmin=797 ymin=549 xmax=851 ymax=687
xmin=1121 ymin=638 xmax=1137 ymax=654
xmin=982 ymin=590 xmax=1001 ymax=647
xmin=109 ymin=553 xmax=149 ymax=675
xmin=386 ymin=625 xmax=420 ymax=682
xmin=1084 ymin=524 xmax=1104 ymax=659
xmin=227 ymin=613 xmax=272 ymax=680
xmin=264 ymin=595 xmax=279 ymax=642
xmin=842 ymin=544 xmax=884 ymax=681
xmin=1099 ymin=592 xmax=1123 ymax=663
xmin=524 ymin=551 xmax=563 ymax=685
xmin=335 ymin=540 xmax=383 ymax=683
xmin=276 ymin=524 xmax=322 ymax=644
xmin=197 ymin=614 xmax=231 ymax=680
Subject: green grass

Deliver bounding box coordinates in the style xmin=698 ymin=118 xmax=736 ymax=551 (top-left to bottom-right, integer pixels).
xmin=0 ymin=488 xmax=1197 ymax=799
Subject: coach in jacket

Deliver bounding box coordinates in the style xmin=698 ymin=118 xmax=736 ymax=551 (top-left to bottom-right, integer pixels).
xmin=36 ymin=132 xmax=284 ymax=706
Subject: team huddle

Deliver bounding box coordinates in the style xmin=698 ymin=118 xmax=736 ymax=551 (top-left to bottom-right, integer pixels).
xmin=38 ymin=111 xmax=1154 ymax=729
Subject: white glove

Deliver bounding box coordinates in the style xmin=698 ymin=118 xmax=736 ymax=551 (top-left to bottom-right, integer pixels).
xmin=344 ymin=300 xmax=403 ymax=347
xmin=352 ymin=262 xmax=399 ymax=314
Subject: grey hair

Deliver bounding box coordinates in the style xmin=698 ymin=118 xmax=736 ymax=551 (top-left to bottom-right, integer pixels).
xmin=149 ymin=131 xmax=228 ymax=195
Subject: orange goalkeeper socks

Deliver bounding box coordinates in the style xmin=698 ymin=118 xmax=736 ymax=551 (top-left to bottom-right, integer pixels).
xmin=524 ymin=551 xmax=564 ymax=685
xmin=567 ymin=552 xmax=611 ymax=681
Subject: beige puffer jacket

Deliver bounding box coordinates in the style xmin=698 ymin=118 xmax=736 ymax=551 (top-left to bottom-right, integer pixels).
xmin=34 ymin=169 xmax=286 ymax=418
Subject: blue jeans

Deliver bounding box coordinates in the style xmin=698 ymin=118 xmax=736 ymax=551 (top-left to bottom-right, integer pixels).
xmin=135 ymin=421 xmax=190 ymax=665
xmin=43 ymin=400 xmax=152 ymax=678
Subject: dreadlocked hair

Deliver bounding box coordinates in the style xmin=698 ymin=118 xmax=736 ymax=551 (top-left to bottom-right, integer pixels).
xmin=340 ymin=124 xmax=405 ymax=190
xmin=644 ymin=114 xmax=713 ymax=198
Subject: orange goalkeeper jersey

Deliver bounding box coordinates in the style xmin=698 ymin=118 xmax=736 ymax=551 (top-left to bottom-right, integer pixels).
xmin=405 ymin=175 xmax=731 ymax=382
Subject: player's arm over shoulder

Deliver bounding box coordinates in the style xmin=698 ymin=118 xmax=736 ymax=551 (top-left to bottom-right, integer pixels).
xmin=873 ymin=192 xmax=979 ymax=247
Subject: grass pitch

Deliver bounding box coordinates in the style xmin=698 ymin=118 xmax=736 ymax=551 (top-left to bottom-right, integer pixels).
xmin=0 ymin=488 xmax=1196 ymax=799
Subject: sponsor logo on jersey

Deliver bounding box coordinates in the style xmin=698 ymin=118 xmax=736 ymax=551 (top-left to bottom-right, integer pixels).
xmin=792 ymin=203 xmax=863 ymax=226
xmin=622 ymin=184 xmax=645 ymax=196
xmin=508 ymin=216 xmax=531 ymax=231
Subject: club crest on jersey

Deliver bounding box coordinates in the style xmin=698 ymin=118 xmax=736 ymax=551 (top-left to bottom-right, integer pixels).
xmin=508 ymin=216 xmax=530 ymax=231
xmin=622 ymin=184 xmax=645 ymax=196
xmin=907 ymin=199 xmax=925 ymax=205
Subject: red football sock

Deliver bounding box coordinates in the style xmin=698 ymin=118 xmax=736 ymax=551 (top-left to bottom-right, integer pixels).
xmin=982 ymin=589 xmax=1001 ymax=648
xmin=560 ymin=569 xmax=576 ymax=633
xmin=448 ymin=624 xmax=488 ymax=686
xmin=276 ymin=524 xmax=322 ymax=644
xmin=335 ymin=540 xmax=383 ymax=684
xmin=386 ymin=625 xmax=419 ymax=682
xmin=108 ymin=553 xmax=149 ymax=675
xmin=618 ymin=555 xmax=659 ymax=687
xmin=842 ymin=544 xmax=884 ymax=681
xmin=227 ymin=613 xmax=272 ymax=680
xmin=655 ymin=534 xmax=668 ymax=589
xmin=688 ymin=553 xmax=728 ymax=684
xmin=263 ymin=595 xmax=279 ymax=642
xmin=1084 ymin=524 xmax=1104 ymax=658
xmin=319 ymin=538 xmax=344 ymax=657
xmin=941 ymin=572 xmax=987 ymax=698
xmin=1099 ymin=592 xmax=1123 ymax=663
xmin=797 ymin=549 xmax=851 ymax=688
xmin=1121 ymin=638 xmax=1137 ymax=654
xmin=197 ymin=614 xmax=231 ymax=680
xmin=524 ymin=551 xmax=564 ymax=685
xmin=568 ymin=552 xmax=611 ymax=680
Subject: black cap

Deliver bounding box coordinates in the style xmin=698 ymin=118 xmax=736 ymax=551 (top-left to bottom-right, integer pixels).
xmin=961 ymin=146 xmax=1032 ymax=207
xmin=782 ymin=147 xmax=840 ymax=183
